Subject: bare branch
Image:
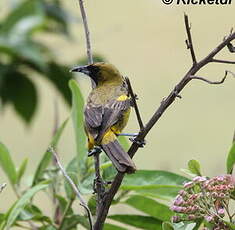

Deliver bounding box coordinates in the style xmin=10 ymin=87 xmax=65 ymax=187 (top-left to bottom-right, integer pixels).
xmin=93 ymin=18 xmax=235 ymax=230
xmin=227 ymin=42 xmax=235 ymax=53
xmin=125 ymin=77 xmax=144 ymax=131
xmin=184 ymin=13 xmax=197 ymax=65
xmin=190 ymin=72 xmax=227 ymax=85
xmin=94 ymin=153 xmax=105 ymax=210
xmin=191 ymin=71 xmax=235 ymax=85
xmin=212 ymin=59 xmax=235 ymax=64
xmin=48 ymin=147 xmax=93 ymax=230
xmin=77 ymin=0 xmax=93 ymax=65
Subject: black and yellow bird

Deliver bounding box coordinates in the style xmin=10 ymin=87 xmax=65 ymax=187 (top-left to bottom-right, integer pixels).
xmin=71 ymin=62 xmax=136 ymax=173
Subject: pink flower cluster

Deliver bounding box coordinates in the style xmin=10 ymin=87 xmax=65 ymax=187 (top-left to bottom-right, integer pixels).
xmin=170 ymin=175 xmax=235 ymax=229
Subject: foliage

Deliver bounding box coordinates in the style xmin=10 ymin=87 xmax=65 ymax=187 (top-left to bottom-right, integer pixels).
xmin=0 ymin=77 xmax=233 ymax=230
xmin=0 ymin=0 xmax=73 ymax=123
xmin=0 ymin=0 xmax=104 ymax=123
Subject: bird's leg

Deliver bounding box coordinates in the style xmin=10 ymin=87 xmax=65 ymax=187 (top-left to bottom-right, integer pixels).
xmin=88 ymin=146 xmax=102 ymax=157
xmin=93 ymin=149 xmax=106 ymax=199
xmin=93 ymin=175 xmax=106 ymax=196
xmin=129 ymin=137 xmax=146 ymax=148
xmin=117 ymin=133 xmax=138 ymax=137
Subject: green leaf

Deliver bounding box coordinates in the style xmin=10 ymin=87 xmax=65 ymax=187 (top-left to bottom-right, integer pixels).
xmin=0 ymin=142 xmax=17 ymax=185
xmin=13 ymin=73 xmax=37 ymax=122
xmin=88 ymin=195 xmax=97 ymax=216
xmin=0 ymin=0 xmax=47 ymax=69
xmin=109 ymin=215 xmax=162 ymax=230
xmin=180 ymin=168 xmax=198 ymax=178
xmin=32 ymin=119 xmax=68 ymax=185
xmin=32 ymin=150 xmax=52 ymax=186
xmin=46 ymin=63 xmax=72 ymax=106
xmin=16 ymin=158 xmax=28 ymax=185
xmin=104 ymin=223 xmax=126 ymax=230
xmin=121 ymin=170 xmax=188 ymax=200
xmin=162 ymin=222 xmax=174 ymax=230
xmin=0 ymin=71 xmax=37 ymax=123
xmin=62 ymin=215 xmax=89 ymax=230
xmin=125 ymin=195 xmax=173 ymax=222
xmin=17 ymin=204 xmax=51 ymax=223
xmin=39 ymin=226 xmax=56 ymax=230
xmin=43 ymin=2 xmax=70 ymax=34
xmin=55 ymin=195 xmax=73 ymax=215
xmin=224 ymin=221 xmax=235 ymax=230
xmin=173 ymin=222 xmax=196 ymax=230
xmin=0 ymin=0 xmax=44 ymax=36
xmin=226 ymin=141 xmax=235 ymax=174
xmin=188 ymin=160 xmax=201 ymax=176
xmin=118 ymin=136 xmax=130 ymax=151
xmin=50 ymin=118 xmax=69 ymax=146
xmin=69 ymin=80 xmax=86 ymax=172
xmin=4 ymin=183 xmax=48 ymax=229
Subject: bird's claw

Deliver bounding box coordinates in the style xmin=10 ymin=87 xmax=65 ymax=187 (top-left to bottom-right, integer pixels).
xmin=93 ymin=176 xmax=106 ymax=195
xmin=88 ymin=146 xmax=102 ymax=157
xmin=129 ymin=137 xmax=146 ymax=147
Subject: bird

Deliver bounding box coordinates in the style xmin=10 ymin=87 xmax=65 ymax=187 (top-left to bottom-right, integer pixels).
xmin=71 ymin=62 xmax=136 ymax=173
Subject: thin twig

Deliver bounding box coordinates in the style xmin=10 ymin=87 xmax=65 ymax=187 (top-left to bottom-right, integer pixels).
xmin=48 ymin=147 xmax=94 ymax=230
xmin=125 ymin=77 xmax=144 ymax=131
xmin=190 ymin=70 xmax=235 ymax=84
xmin=77 ymin=0 xmax=93 ymax=65
xmin=227 ymin=42 xmax=235 ymax=53
xmin=93 ymin=18 xmax=235 ymax=230
xmin=94 ymin=152 xmax=105 ymax=211
xmin=58 ymin=198 xmax=75 ymax=230
xmin=190 ymin=72 xmax=227 ymax=84
xmin=212 ymin=59 xmax=235 ymax=64
xmin=184 ymin=13 xmax=197 ymax=65
xmin=76 ymin=2 xmax=103 ymax=227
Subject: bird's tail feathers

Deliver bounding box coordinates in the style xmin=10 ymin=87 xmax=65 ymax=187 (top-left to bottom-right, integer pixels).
xmin=101 ymin=140 xmax=136 ymax=173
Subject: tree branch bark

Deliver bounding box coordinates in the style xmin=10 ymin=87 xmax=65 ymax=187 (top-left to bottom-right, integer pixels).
xmin=93 ymin=17 xmax=235 ymax=230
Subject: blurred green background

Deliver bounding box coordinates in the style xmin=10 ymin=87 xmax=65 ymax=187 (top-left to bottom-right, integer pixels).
xmin=0 ymin=0 xmax=234 ymax=227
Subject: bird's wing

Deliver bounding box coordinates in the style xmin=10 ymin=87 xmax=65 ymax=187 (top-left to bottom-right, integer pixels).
xmin=85 ymin=96 xmax=131 ymax=142
xmin=84 ymin=104 xmax=103 ymax=139
xmin=97 ymin=97 xmax=131 ymax=142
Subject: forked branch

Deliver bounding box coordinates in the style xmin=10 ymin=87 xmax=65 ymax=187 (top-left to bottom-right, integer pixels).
xmin=190 ymin=70 xmax=235 ymax=85
xmin=93 ymin=15 xmax=235 ymax=230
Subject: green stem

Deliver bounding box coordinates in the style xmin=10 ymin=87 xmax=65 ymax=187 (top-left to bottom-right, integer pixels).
xmin=58 ymin=198 xmax=75 ymax=230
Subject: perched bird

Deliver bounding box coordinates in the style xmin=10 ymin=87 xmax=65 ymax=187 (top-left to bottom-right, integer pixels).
xmin=71 ymin=62 xmax=136 ymax=173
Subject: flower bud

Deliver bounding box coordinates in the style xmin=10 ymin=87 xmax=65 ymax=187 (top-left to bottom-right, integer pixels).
xmin=205 ymin=215 xmax=214 ymax=222
xmin=172 ymin=216 xmax=181 ymax=223
xmin=183 ymin=181 xmax=194 ymax=188
xmin=173 ymin=195 xmax=184 ymax=205
xmin=218 ymin=208 xmax=225 ymax=217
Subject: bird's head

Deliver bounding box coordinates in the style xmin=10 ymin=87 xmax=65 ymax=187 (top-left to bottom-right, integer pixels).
xmin=71 ymin=62 xmax=123 ymax=86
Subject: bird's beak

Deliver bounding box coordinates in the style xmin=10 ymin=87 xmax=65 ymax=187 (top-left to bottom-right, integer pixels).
xmin=70 ymin=65 xmax=90 ymax=76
